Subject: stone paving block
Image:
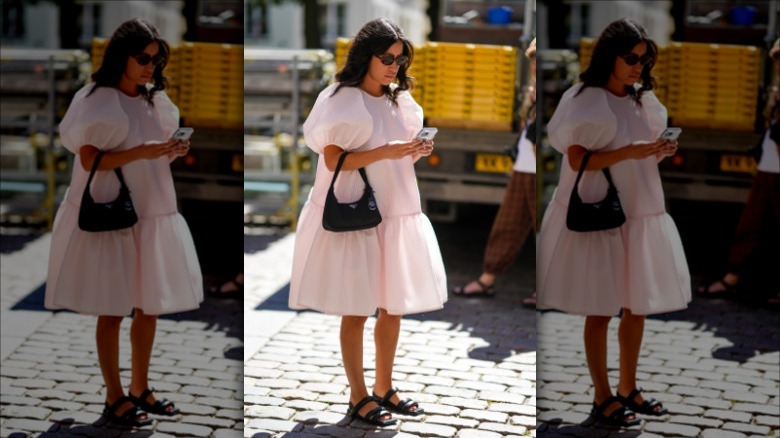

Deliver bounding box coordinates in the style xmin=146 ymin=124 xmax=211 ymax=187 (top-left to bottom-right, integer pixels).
xmin=0 ymin=405 xmax=51 ymax=420
xmin=658 ymin=402 xmax=703 ymax=416
xmin=284 ymin=400 xmax=328 ymax=412
xmin=179 ymin=385 xmax=234 ymax=400
xmin=668 ymin=414 xmax=723 ymax=428
xmin=426 ymin=415 xmax=480 ymax=428
xmin=421 ymin=385 xmax=476 ymax=399
xmin=722 ymin=391 xmax=770 ymax=404
xmin=437 ymin=397 xmax=488 ymax=410
xmin=292 ymin=410 xmax=348 ymax=425
xmin=721 ymin=422 xmax=771 ymax=435
xmin=458 ymin=409 xmax=508 ymax=423
xmin=1 ymin=419 xmax=57 ymax=434
xmin=684 ymin=397 xmax=732 ymax=410
xmin=700 ymin=429 xmax=747 ymax=438
xmin=400 ymin=422 xmax=457 ymax=437
xmin=753 ymin=415 xmax=780 ymax=428
xmin=486 ymin=403 xmax=533 ymax=416
xmin=181 ymin=414 xmax=236 ymax=428
xmin=476 ymin=422 xmax=526 ymax=435
xmin=415 ymin=403 xmax=460 ymax=416
xmin=177 ymin=402 xmax=217 ymax=415
xmin=456 ymin=429 xmax=503 ymax=438
xmin=731 ymin=403 xmax=778 ymax=415
xmin=250 ymin=379 xmax=300 ymax=390
xmin=298 ymin=383 xmax=346 ymax=394
xmin=643 ymin=421 xmax=701 ymax=437
xmin=155 ymin=421 xmax=215 ymax=436
xmin=510 ymin=415 xmax=535 ymax=427
xmin=214 ymin=428 xmax=244 ymax=438
xmin=0 ymin=395 xmax=40 ymax=406
xmin=0 ymin=367 xmax=39 ymax=379
xmin=301 ymin=424 xmax=366 ymax=437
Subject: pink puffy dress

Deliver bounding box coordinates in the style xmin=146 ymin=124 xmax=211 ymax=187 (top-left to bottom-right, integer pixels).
xmin=289 ymin=83 xmax=447 ymax=316
xmin=45 ymin=84 xmax=203 ymax=316
xmin=537 ymin=83 xmax=691 ymax=316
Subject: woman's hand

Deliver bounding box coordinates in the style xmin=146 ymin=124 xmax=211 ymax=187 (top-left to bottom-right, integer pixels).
xmin=623 ymin=139 xmax=669 ymax=160
xmin=381 ymin=139 xmax=424 ymax=160
xmin=416 ymin=140 xmax=434 ymax=158
xmin=168 ymin=140 xmax=190 ymax=160
xmin=136 ymin=139 xmax=179 ymax=160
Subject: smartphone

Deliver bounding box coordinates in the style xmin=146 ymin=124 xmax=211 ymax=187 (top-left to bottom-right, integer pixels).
xmin=658 ymin=127 xmax=681 ymax=142
xmin=170 ymin=127 xmax=194 ymax=142
xmin=414 ymin=127 xmax=438 ymax=142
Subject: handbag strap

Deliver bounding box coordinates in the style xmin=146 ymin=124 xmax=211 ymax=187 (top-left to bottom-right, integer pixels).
xmin=573 ymin=151 xmax=617 ymax=190
xmin=329 ymin=151 xmax=371 ymax=192
xmin=85 ymin=151 xmax=130 ymax=191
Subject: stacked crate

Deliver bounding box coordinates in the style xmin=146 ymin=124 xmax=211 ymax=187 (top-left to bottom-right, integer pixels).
xmin=424 ymin=42 xmax=516 ymax=131
xmin=177 ymin=42 xmax=242 ymax=128
xmin=578 ymin=37 xmax=668 ymax=104
xmin=666 ymin=42 xmax=760 ymax=131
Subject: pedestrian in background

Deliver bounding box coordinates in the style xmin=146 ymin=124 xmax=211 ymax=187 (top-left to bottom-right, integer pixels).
xmin=696 ymin=39 xmax=780 ymax=305
xmin=288 ymin=18 xmax=447 ymax=427
xmin=45 ymin=18 xmax=202 ymax=427
xmin=453 ymin=37 xmax=537 ymax=306
xmin=537 ymin=18 xmax=690 ymax=427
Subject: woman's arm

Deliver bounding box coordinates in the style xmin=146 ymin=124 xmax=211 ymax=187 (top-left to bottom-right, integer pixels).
xmin=322 ymin=139 xmax=424 ymax=171
xmin=566 ymin=139 xmax=669 ymax=171
xmin=79 ymin=139 xmax=179 ymax=171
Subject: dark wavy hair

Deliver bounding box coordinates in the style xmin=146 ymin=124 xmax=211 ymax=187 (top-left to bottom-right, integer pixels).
xmin=334 ymin=18 xmax=414 ymax=105
xmin=88 ymin=18 xmax=169 ymax=105
xmin=576 ymin=18 xmax=657 ymax=105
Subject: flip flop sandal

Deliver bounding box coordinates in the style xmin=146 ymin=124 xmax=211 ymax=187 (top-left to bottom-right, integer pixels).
xmin=521 ymin=292 xmax=536 ymax=308
xmin=128 ymin=388 xmax=181 ymax=416
xmin=452 ymin=279 xmax=495 ymax=298
xmin=590 ymin=396 xmax=641 ymax=428
xmin=103 ymin=396 xmax=153 ymax=428
xmin=695 ymin=279 xmax=736 ymax=298
xmin=347 ymin=396 xmax=397 ymax=427
xmin=207 ymin=278 xmax=243 ymax=299
xmin=616 ymin=387 xmax=668 ymax=416
xmin=373 ymin=387 xmax=424 ymax=416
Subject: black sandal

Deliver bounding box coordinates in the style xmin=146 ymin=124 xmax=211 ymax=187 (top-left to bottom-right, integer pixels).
xmin=617 ymin=387 xmax=668 ymax=416
xmin=590 ymin=396 xmax=641 ymax=428
xmin=373 ymin=387 xmax=424 ymax=416
xmin=347 ymin=395 xmax=397 ymax=427
xmin=452 ymin=279 xmax=495 ymax=298
xmin=103 ymin=396 xmax=153 ymax=428
xmin=128 ymin=387 xmax=181 ymax=416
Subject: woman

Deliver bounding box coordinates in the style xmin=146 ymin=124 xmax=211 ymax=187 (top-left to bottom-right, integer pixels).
xmin=537 ymin=18 xmax=691 ymax=427
xmin=289 ymin=18 xmax=447 ymax=426
xmin=696 ymin=39 xmax=780 ymax=304
xmin=454 ymin=38 xmax=537 ymax=305
xmin=45 ymin=18 xmax=203 ymax=427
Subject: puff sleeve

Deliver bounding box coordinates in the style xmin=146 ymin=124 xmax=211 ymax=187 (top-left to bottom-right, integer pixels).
xmin=641 ymin=91 xmax=668 ymax=139
xmin=396 ymin=89 xmax=424 ymax=140
xmin=58 ymin=84 xmax=129 ymax=155
xmin=303 ymin=83 xmax=373 ymax=154
xmin=152 ymin=90 xmax=181 ymax=138
xmin=547 ymin=83 xmax=617 ymax=154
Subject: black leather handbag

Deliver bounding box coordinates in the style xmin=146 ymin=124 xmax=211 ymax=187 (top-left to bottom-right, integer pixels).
xmin=322 ymin=152 xmax=382 ymax=232
xmin=78 ymin=151 xmax=138 ymax=232
xmin=566 ymin=151 xmax=626 ymax=232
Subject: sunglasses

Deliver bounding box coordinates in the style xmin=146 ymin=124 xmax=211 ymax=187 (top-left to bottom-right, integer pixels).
xmin=619 ymin=53 xmax=653 ymax=67
xmin=132 ymin=53 xmax=166 ymax=67
xmin=375 ymin=54 xmax=410 ymax=66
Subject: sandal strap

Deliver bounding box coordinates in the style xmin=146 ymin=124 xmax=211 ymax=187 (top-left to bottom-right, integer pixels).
xmin=352 ymin=395 xmax=377 ymax=414
xmin=595 ymin=395 xmax=622 ymax=413
xmin=365 ymin=405 xmax=390 ymax=422
xmin=625 ymin=387 xmax=643 ymax=403
xmin=107 ymin=396 xmax=134 ymax=414
xmin=138 ymin=387 xmax=155 ymax=402
xmin=376 ymin=387 xmax=399 ymax=405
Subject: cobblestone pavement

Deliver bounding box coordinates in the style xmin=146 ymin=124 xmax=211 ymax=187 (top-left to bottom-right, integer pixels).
xmin=243 ymin=227 xmax=537 ymax=438
xmin=537 ymin=300 xmax=780 ymax=438
xmin=1 ymin=233 xmax=243 ymax=437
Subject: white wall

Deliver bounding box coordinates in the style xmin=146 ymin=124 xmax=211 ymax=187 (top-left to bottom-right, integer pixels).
xmin=101 ymin=1 xmax=184 ymax=43
xmin=588 ymin=1 xmax=673 ymax=44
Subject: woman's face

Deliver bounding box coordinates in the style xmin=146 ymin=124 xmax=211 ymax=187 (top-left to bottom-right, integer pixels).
xmin=612 ymin=41 xmax=647 ymax=87
xmin=124 ymin=41 xmax=160 ymax=86
xmin=366 ymin=41 xmax=405 ymax=87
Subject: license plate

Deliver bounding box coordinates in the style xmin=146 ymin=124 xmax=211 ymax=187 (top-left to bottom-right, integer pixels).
xmin=719 ymin=154 xmax=755 ymax=173
xmin=475 ymin=153 xmax=513 ymax=173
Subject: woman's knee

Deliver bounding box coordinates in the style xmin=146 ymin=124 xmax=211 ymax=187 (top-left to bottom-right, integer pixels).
xmin=342 ymin=315 xmax=368 ymax=328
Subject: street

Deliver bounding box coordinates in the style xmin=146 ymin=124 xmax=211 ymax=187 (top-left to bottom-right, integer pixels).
xmin=243 ymin=207 xmax=538 ymax=438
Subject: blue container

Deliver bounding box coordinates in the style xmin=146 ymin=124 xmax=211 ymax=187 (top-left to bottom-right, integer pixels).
xmin=730 ymin=6 xmax=757 ymax=25
xmin=487 ymin=6 xmax=513 ymax=25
